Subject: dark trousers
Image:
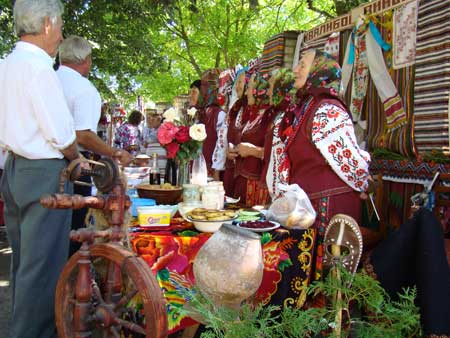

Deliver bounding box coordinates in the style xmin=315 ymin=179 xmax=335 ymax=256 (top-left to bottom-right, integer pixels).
xmin=0 ymin=154 xmax=72 ymax=338
xmin=370 ymin=208 xmax=450 ymax=336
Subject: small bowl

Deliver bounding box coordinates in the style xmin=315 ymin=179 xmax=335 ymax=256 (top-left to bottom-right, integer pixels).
xmin=137 ymin=184 xmax=183 ymax=205
xmin=189 ymin=218 xmax=229 ymax=233
xmin=134 ymin=154 xmax=150 ymax=167
xmin=187 ymin=214 xmax=238 ymax=233
xmin=178 ymin=201 xmax=204 ymax=222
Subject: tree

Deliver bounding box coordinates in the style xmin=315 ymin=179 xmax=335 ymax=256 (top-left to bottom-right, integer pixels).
xmin=0 ymin=0 xmax=368 ymax=104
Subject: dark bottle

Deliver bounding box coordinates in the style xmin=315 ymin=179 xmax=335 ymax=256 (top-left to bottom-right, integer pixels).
xmin=149 ymin=153 xmax=161 ymax=185
xmin=164 ymin=158 xmax=177 ymax=185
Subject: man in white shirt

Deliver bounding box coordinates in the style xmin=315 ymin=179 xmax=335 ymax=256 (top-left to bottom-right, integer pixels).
xmin=57 ymin=35 xmax=132 ymax=255
xmin=0 ymin=1 xmax=80 ymax=337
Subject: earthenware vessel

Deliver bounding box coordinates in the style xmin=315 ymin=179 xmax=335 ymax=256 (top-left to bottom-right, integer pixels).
xmin=193 ymin=223 xmax=263 ymax=308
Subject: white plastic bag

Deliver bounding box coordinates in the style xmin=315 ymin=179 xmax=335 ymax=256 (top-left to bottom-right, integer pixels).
xmin=267 ymin=184 xmax=316 ymax=229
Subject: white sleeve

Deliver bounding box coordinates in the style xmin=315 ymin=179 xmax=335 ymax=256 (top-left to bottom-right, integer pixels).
xmin=311 ymin=103 xmax=371 ymax=192
xmin=29 ymin=68 xmax=76 ymax=150
xmin=72 ymin=85 xmax=101 ymax=132
xmin=211 ymin=109 xmax=228 ymax=171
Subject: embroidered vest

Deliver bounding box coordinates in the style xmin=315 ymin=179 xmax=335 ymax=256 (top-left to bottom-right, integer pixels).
xmin=287 ymin=96 xmax=353 ymax=198
xmin=201 ymin=105 xmax=221 ymax=170
xmin=234 ymin=106 xmax=273 ymax=180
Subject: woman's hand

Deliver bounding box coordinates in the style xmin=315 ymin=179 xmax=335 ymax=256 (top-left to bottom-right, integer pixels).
xmin=236 ymin=142 xmax=264 ymax=159
xmin=359 ymin=175 xmax=377 ymax=200
xmin=227 ymin=148 xmax=239 ymax=161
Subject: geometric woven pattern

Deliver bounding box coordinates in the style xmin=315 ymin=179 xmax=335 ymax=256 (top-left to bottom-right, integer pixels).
xmin=413 ymin=0 xmax=450 ymax=152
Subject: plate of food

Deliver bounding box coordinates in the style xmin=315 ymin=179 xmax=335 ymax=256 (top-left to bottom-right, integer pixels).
xmin=186 ymin=208 xmax=238 ymax=232
xmin=237 ymin=209 xmax=263 ymax=222
xmin=237 ymin=220 xmax=280 ymax=232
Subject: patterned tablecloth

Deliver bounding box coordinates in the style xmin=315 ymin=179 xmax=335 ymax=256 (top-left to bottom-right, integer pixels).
xmin=129 ymin=218 xmax=318 ymax=334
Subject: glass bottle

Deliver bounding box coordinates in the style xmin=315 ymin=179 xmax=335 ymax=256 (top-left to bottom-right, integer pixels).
xmin=149 ymin=153 xmax=161 ymax=185
xmin=164 ymin=158 xmax=177 ymax=186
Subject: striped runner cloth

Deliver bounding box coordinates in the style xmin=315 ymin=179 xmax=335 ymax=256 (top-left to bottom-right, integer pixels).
xmin=413 ymin=0 xmax=450 ymax=153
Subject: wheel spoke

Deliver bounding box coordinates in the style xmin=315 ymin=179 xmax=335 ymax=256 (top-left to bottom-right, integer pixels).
xmin=114 ymin=288 xmax=138 ymax=312
xmin=115 ymin=318 xmax=146 ymax=335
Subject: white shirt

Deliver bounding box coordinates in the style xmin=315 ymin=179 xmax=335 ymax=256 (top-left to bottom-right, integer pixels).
xmin=0 ymin=41 xmax=75 ymax=159
xmin=57 ymin=65 xmax=101 ymax=133
xmin=211 ymin=109 xmax=227 ymax=171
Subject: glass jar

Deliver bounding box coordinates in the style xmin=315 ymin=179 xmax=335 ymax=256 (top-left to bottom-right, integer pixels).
xmin=201 ymin=186 xmax=220 ymax=209
xmin=182 ymin=184 xmax=201 ymax=202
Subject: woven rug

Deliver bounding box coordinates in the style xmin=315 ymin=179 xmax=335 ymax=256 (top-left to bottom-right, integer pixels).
xmin=413 ymin=0 xmax=450 ymax=153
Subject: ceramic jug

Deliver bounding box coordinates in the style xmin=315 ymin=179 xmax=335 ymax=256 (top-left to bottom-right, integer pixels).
xmin=193 ymin=223 xmax=263 ymax=308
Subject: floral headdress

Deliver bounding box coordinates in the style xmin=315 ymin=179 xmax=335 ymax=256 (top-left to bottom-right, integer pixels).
xmin=299 ymin=49 xmax=342 ymax=100
xmin=271 ymin=68 xmax=296 ymax=107
xmin=200 ymin=68 xmax=221 ymax=107
xmin=229 ymin=67 xmax=248 ymax=109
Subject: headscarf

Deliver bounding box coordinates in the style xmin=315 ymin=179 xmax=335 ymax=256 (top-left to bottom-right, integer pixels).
xmin=229 ymin=67 xmax=248 ymax=110
xmin=218 ymin=68 xmax=236 ymax=111
xmin=297 ymin=49 xmax=342 ymax=101
xmin=271 ymin=68 xmax=296 ymax=107
xmin=251 ymin=72 xmax=272 ymax=106
xmin=280 ymin=50 xmax=345 ymax=140
xmin=242 ymin=72 xmax=272 ymax=123
xmin=200 ymin=68 xmax=221 ymax=107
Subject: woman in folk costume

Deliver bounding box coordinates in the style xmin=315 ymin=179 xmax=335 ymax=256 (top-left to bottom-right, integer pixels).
xmin=227 ymin=72 xmax=275 ymax=206
xmin=199 ymin=69 xmax=227 ymax=180
xmin=261 ymin=68 xmax=297 ymax=200
xmin=260 ymin=50 xmax=370 ymax=307
xmin=223 ymin=69 xmax=247 ymax=198
xmin=280 ymin=49 xmax=370 ymax=225
xmin=279 ymin=49 xmax=450 ymax=336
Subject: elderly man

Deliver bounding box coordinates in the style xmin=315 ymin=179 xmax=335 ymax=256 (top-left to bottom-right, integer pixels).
xmin=57 ymin=35 xmax=132 ymax=255
xmin=0 ymin=0 xmax=80 ymax=337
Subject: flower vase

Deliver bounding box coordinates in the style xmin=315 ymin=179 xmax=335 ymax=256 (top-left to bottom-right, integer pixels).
xmin=177 ymin=160 xmax=190 ymax=187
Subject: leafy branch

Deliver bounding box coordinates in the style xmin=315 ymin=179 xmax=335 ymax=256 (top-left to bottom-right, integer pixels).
xmin=181 ymin=265 xmax=421 ymax=338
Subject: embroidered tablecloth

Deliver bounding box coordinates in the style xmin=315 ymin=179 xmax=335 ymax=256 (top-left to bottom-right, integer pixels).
xmin=130 ymin=222 xmax=316 ymax=334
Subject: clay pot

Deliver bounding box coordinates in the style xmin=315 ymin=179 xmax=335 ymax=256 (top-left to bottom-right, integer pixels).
xmin=193 ymin=223 xmax=263 ymax=308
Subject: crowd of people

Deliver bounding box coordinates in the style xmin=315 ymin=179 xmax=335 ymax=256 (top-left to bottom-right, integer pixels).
xmin=0 ymin=0 xmax=448 ymax=337
xmin=189 ymin=46 xmax=449 ymax=338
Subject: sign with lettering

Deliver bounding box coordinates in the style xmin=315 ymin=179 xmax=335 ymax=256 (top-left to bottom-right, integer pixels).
xmin=304 ymin=0 xmax=414 ymax=41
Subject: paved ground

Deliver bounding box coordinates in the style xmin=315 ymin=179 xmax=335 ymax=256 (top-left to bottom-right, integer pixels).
xmin=0 ymin=225 xmax=11 ymax=337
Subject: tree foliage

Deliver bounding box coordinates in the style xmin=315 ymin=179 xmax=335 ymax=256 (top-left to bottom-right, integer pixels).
xmin=0 ymin=0 xmax=369 ymax=104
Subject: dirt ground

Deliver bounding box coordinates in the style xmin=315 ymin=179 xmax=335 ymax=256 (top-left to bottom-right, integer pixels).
xmin=0 ymin=224 xmax=11 ymax=337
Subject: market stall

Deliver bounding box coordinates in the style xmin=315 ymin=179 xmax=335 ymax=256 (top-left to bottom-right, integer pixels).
xmin=129 ymin=220 xmax=319 ymax=334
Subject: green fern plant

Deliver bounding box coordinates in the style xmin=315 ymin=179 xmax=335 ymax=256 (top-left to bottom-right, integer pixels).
xmin=181 ymin=265 xmax=422 ymax=338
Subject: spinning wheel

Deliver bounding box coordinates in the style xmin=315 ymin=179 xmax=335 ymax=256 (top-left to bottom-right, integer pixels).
xmin=55 ymin=243 xmax=167 ymax=338
xmin=41 ymin=157 xmax=168 ymax=338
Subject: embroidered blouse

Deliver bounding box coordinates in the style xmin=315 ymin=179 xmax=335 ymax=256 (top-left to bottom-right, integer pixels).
xmin=311 ymin=103 xmax=370 ymax=192
xmin=211 ymin=109 xmax=227 ymax=171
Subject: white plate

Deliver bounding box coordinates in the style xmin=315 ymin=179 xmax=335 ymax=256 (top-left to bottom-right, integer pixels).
xmin=237 ymin=220 xmax=280 ymax=232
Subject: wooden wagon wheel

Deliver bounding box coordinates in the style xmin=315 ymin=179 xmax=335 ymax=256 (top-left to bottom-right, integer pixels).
xmin=55 ymin=243 xmax=168 ymax=338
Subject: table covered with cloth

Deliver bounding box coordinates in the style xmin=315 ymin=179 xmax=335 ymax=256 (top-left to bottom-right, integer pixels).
xmin=129 ymin=219 xmax=322 ymax=334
